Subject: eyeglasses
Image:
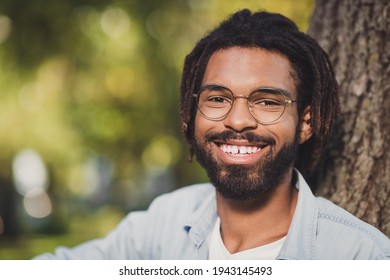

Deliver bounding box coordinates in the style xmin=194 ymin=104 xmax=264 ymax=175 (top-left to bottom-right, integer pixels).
xmin=193 ymin=84 xmax=297 ymax=124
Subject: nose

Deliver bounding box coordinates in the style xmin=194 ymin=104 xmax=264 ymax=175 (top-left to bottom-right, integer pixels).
xmin=223 ymin=98 xmax=258 ymax=132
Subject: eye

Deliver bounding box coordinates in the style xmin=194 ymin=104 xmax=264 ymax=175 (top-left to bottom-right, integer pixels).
xmin=250 ymin=90 xmax=285 ymax=109
xmin=207 ymin=96 xmax=231 ymax=103
xmin=255 ymin=99 xmax=283 ymax=107
xmin=199 ymin=86 xmax=233 ymax=107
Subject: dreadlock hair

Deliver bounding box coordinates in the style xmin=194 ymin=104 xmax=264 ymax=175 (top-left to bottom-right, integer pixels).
xmin=180 ymin=9 xmax=340 ymax=179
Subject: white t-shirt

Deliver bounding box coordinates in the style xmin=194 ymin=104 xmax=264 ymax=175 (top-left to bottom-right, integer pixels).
xmin=208 ymin=217 xmax=285 ymax=260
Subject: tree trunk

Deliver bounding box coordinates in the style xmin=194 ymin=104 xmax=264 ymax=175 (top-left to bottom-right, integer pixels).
xmin=308 ymin=0 xmax=390 ymax=237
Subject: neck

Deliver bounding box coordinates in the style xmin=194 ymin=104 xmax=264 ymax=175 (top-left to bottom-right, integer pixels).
xmin=216 ymin=168 xmax=298 ymax=254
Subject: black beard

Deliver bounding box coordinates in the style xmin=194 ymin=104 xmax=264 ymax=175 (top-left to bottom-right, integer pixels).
xmin=193 ymin=130 xmax=300 ymax=201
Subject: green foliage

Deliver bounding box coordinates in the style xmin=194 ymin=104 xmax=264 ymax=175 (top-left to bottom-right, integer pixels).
xmin=0 ymin=0 xmax=313 ymax=258
xmin=0 ymin=206 xmax=124 ymax=259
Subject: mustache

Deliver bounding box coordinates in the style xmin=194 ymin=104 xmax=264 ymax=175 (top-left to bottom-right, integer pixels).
xmin=204 ymin=130 xmax=276 ymax=145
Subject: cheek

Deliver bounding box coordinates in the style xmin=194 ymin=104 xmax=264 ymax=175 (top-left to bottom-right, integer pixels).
xmin=194 ymin=114 xmax=215 ymax=141
xmin=271 ymin=112 xmax=300 ymax=144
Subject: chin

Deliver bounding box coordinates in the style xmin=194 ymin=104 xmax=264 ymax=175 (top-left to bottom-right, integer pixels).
xmin=193 ymin=133 xmax=300 ymax=201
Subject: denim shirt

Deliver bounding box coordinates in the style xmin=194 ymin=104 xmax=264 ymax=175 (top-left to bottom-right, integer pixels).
xmin=35 ymin=171 xmax=390 ymax=260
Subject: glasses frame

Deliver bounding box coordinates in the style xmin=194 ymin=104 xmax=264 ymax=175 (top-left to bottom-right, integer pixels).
xmin=193 ymin=84 xmax=297 ymax=125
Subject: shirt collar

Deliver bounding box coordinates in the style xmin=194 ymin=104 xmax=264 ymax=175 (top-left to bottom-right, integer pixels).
xmin=277 ymin=170 xmax=319 ymax=259
xmin=183 ymin=170 xmax=318 ymax=260
xmin=183 ymin=186 xmax=217 ymax=258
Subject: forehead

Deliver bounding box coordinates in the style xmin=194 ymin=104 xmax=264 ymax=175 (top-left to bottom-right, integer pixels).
xmin=202 ymin=47 xmax=296 ymax=97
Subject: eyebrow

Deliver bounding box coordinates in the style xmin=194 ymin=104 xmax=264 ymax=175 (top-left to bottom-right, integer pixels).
xmin=199 ymin=84 xmax=229 ymax=91
xmin=200 ymin=83 xmax=294 ymax=99
xmin=251 ymin=87 xmax=294 ymax=99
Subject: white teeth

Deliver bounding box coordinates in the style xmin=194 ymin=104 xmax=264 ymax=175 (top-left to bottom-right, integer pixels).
xmin=220 ymin=144 xmax=261 ymax=155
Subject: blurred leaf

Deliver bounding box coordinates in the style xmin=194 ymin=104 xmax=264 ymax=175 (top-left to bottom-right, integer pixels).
xmin=0 ymin=0 xmax=314 ymax=258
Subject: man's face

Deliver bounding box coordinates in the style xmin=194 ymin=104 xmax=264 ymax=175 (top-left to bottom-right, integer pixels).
xmin=193 ymin=47 xmax=304 ymax=200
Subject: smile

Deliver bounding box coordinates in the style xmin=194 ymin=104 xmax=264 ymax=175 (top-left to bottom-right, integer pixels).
xmin=213 ymin=141 xmax=269 ymax=165
xmin=219 ymin=144 xmax=263 ymax=155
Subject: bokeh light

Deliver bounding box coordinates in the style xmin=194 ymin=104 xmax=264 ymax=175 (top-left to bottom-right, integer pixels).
xmin=12 ymin=149 xmax=49 ymax=196
xmin=0 ymin=15 xmax=11 ymax=44
xmin=23 ymin=189 xmax=52 ymax=219
xmin=142 ymin=135 xmax=181 ymax=169
xmin=100 ymin=7 xmax=131 ymax=39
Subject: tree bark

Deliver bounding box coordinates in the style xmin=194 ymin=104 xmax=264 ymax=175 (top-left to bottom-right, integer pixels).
xmin=308 ymin=0 xmax=390 ymax=237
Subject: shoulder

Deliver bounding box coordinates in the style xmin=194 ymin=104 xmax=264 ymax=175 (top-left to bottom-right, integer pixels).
xmin=34 ymin=183 xmax=215 ymax=260
xmin=122 ymin=183 xmax=215 ymax=226
xmin=149 ymin=183 xmax=215 ymax=211
xmin=112 ymin=183 xmax=215 ymax=259
xmin=293 ymin=170 xmax=390 ymax=259
xmin=315 ymin=197 xmax=390 ymax=259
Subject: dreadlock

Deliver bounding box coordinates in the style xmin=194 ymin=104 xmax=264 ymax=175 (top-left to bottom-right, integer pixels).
xmin=180 ymin=9 xmax=340 ymax=179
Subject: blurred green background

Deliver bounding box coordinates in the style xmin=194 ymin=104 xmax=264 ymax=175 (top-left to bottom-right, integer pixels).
xmin=0 ymin=0 xmax=313 ymax=259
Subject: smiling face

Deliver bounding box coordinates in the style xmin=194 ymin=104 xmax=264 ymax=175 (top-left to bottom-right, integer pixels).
xmin=193 ymin=47 xmax=311 ymax=200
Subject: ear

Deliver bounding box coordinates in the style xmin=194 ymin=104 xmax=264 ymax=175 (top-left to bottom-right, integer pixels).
xmin=299 ymin=106 xmax=313 ymax=144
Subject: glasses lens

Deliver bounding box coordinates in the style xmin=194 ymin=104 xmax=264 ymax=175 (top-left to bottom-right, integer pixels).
xmin=196 ymin=87 xmax=289 ymax=124
xmin=197 ymin=87 xmax=233 ymax=120
xmin=249 ymin=90 xmax=286 ymax=124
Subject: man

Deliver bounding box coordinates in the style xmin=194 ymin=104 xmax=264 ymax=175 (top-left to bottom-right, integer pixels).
xmin=36 ymin=10 xmax=390 ymax=259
